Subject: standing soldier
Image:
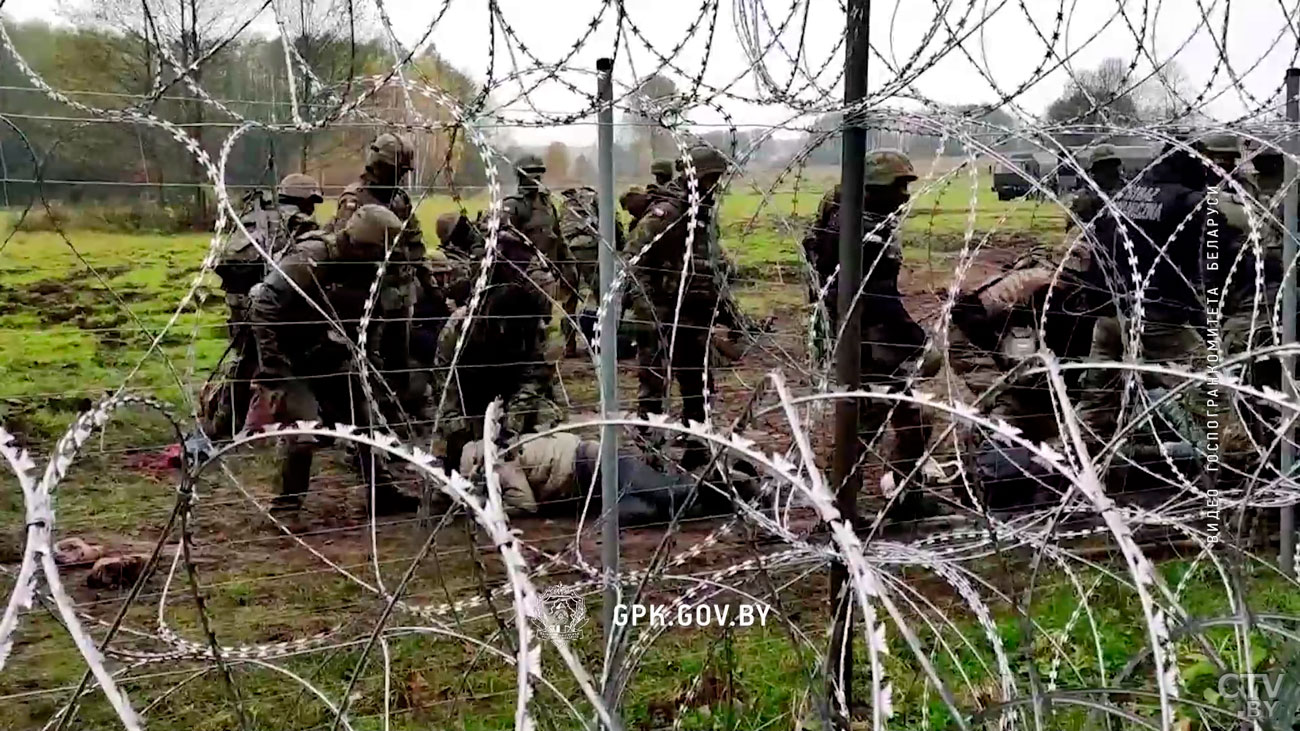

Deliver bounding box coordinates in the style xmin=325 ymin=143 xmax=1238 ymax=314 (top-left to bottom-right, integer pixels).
xmin=501 ymin=154 xmax=577 ymax=340
xmin=800 ymin=150 xmax=936 ymax=520
xmin=559 ymin=186 xmax=625 ymax=357
xmin=1067 ymin=145 xmax=1125 ymax=231
xmin=1221 ymin=147 xmax=1284 ymax=444
xmin=330 ymin=133 xmax=444 ymax=426
xmin=201 ymin=173 xmax=324 ymax=439
xmin=247 ymin=204 xmax=420 ymax=515
xmin=433 ymin=226 xmax=561 ymax=473
xmin=648 ymin=159 xmax=674 ymax=193
xmin=625 ymin=145 xmax=733 ymax=469
xmin=1078 ymin=143 xmax=1207 ymax=460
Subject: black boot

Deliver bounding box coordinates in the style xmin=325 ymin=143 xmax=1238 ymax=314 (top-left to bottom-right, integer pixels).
xmin=883 ymin=488 xmax=943 ymax=524
xmin=272 ymin=447 xmax=313 ymax=514
xmin=355 ymin=450 xmax=420 ymax=515
xmin=370 ymin=484 xmax=421 ymax=515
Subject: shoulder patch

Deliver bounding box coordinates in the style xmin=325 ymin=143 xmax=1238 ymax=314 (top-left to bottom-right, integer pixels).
xmin=650 ymin=203 xmax=672 ymax=218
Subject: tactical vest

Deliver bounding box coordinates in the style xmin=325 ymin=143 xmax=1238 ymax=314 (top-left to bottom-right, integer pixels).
xmin=1093 ymin=177 xmax=1204 ymax=319
xmin=809 ymin=190 xmax=903 ymax=285
xmin=215 ymin=200 xmax=309 ymax=316
xmin=561 ymin=206 xmax=599 ymax=255
xmin=636 ymin=196 xmax=719 ymax=301
xmin=505 ymin=194 xmax=562 ymax=261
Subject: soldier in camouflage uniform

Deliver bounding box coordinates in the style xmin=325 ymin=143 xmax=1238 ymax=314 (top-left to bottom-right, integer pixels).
xmin=800 ymin=150 xmax=936 ymax=519
xmin=499 ymin=154 xmax=577 ymax=339
xmin=329 ymin=133 xmax=444 ymax=426
xmin=625 ymin=145 xmax=734 ymax=469
xmin=559 ymin=186 xmax=626 ymax=357
xmin=201 ymin=173 xmax=324 ymax=439
xmin=1221 ymin=147 xmax=1284 ymax=445
xmin=248 ymin=204 xmax=420 ymax=514
xmin=649 ymin=159 xmax=674 ymax=193
xmin=1077 ymin=143 xmax=1208 ymax=459
xmin=1202 ymin=134 xmax=1247 ymax=187
xmin=1066 ymin=145 xmax=1124 ymax=231
xmin=433 ymin=225 xmax=561 ymax=473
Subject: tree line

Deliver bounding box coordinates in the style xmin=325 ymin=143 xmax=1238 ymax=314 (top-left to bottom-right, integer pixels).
xmin=0 ymin=6 xmax=486 ymax=228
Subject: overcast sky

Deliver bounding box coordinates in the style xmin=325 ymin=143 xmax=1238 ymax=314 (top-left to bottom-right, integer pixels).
xmin=2 ymin=0 xmax=1297 ymax=147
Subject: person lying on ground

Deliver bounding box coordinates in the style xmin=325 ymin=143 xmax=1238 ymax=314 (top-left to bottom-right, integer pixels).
xmin=457 ymin=429 xmax=759 ymax=526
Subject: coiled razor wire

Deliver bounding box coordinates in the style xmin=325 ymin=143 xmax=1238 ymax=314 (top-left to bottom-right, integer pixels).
xmin=2 ymin=0 xmax=1300 ymax=729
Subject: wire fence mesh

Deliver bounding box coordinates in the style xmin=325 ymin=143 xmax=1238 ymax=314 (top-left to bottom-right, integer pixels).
xmin=1 ymin=0 xmax=1299 ymax=729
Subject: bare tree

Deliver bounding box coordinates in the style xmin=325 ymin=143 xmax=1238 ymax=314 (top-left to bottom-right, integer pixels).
xmin=275 ymin=0 xmax=363 ymax=173
xmin=1134 ymin=61 xmax=1195 ymax=122
xmin=62 ymin=0 xmax=261 ymax=226
xmin=624 ymin=73 xmax=678 ymax=175
xmin=1047 ymin=58 xmax=1142 ymax=126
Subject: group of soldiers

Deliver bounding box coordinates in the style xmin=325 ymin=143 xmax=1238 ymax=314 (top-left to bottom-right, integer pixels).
xmin=797 ymin=135 xmax=1289 ymax=516
xmin=201 ymin=133 xmax=747 ymax=518
xmin=200 ymin=127 xmax=1278 ymax=523
xmin=941 ymin=135 xmax=1284 ymax=509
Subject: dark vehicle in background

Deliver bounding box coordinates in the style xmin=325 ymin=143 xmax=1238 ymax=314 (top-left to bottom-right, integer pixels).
xmin=991 ymin=152 xmax=1045 ymax=200
xmin=1104 ymin=145 xmax=1158 ymax=180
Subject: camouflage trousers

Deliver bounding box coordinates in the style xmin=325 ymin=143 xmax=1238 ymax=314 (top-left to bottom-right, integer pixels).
xmin=434 ymin=318 xmax=562 ymax=473
xmin=1223 ymin=293 xmax=1282 ymax=449
xmin=563 ymin=248 xmax=600 ymax=353
xmin=1078 ymin=316 xmax=1205 ymax=451
xmin=859 ymin=308 xmax=931 ymax=493
xmin=266 ymin=369 xmax=407 ymax=510
xmin=200 ymin=326 xmax=258 ymax=441
xmin=631 ymin=295 xmax=713 ymax=427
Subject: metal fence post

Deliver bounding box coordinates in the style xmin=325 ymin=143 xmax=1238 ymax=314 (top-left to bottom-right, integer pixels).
xmin=829 ymin=0 xmax=869 ymax=727
xmin=595 ymin=56 xmax=623 ymax=726
xmin=1282 ymin=68 xmax=1298 ymax=576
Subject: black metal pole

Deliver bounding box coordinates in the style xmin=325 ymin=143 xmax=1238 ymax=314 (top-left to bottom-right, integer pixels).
xmin=1282 ymin=68 xmax=1298 ymax=576
xmin=829 ymin=0 xmax=869 ymax=727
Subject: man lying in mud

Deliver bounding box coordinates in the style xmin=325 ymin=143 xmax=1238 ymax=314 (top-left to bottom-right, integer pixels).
xmin=457 ymin=427 xmax=761 ymax=526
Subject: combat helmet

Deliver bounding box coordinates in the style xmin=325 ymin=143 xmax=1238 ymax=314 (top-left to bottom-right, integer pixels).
xmin=864 ymin=149 xmax=917 ymax=186
xmin=1202 ymin=133 xmax=1240 ymax=155
xmin=435 ymin=212 xmax=460 ymax=244
xmin=1088 ymin=144 xmax=1121 ymax=169
xmin=515 ymin=153 xmax=546 ymax=177
xmin=681 ymin=145 xmax=730 ymax=177
xmin=344 ymin=204 xmax=405 ymax=256
xmin=650 ymin=159 xmax=674 ymax=179
xmin=277 ymin=173 xmax=323 ymax=203
xmin=367 ymin=133 xmax=415 ymax=172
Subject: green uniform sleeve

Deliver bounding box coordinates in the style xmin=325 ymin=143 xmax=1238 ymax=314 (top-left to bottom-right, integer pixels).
xmin=626 ymin=203 xmax=672 ymax=260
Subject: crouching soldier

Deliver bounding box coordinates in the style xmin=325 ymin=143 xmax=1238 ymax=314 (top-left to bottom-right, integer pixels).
xmin=247 ymin=204 xmax=420 ymax=515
